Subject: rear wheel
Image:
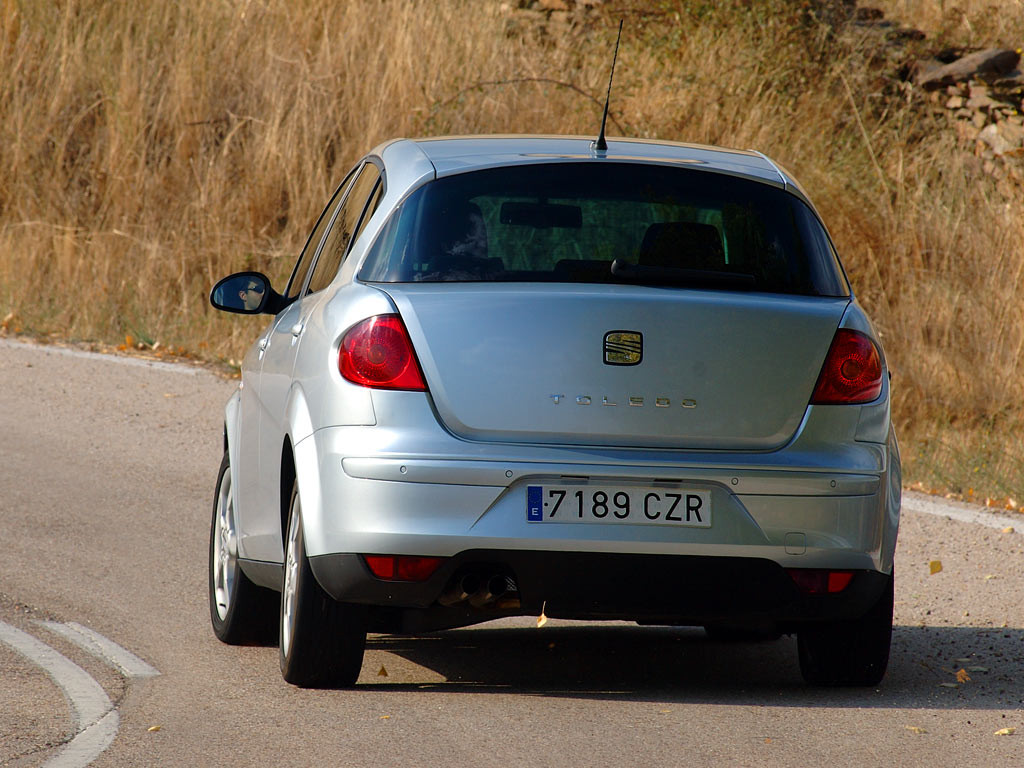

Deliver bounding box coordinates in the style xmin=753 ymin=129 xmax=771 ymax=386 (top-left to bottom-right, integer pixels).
xmin=797 ymin=571 xmax=894 ymax=686
xmin=279 ymin=479 xmax=367 ymax=687
xmin=209 ymin=451 xmax=277 ymax=644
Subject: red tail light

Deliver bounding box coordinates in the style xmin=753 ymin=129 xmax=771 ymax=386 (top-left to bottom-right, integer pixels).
xmin=363 ymin=555 xmax=444 ymax=582
xmin=339 ymin=314 xmax=427 ymax=391
xmin=810 ymin=329 xmax=883 ymax=405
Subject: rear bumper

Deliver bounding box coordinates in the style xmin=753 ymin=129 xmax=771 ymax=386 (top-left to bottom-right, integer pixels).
xmin=288 ymin=411 xmax=900 ymax=632
xmin=309 ymin=549 xmax=892 ymax=633
xmin=300 ymin=426 xmax=898 ymax=570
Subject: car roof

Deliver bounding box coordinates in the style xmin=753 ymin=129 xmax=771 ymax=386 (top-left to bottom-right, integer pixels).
xmin=374 ymin=134 xmax=812 ymax=207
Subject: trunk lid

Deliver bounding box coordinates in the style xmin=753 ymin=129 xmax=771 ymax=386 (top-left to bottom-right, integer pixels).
xmin=384 ymin=284 xmax=848 ymax=450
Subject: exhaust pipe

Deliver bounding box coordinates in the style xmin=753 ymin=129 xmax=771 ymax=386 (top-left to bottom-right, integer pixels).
xmin=468 ymin=574 xmax=511 ymax=608
xmin=438 ymin=573 xmax=481 ymax=607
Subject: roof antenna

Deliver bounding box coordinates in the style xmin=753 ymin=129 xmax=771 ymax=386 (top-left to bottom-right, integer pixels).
xmin=593 ymin=19 xmax=623 ymax=153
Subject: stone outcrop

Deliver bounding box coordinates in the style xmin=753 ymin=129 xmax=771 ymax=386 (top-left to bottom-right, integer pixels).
xmin=918 ymin=50 xmax=1024 ymax=159
xmin=915 ymin=48 xmax=1021 ymax=91
xmin=842 ymin=6 xmax=1024 ymax=161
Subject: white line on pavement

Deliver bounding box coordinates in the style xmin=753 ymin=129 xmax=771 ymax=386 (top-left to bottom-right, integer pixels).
xmin=0 ymin=337 xmax=204 ymax=375
xmin=0 ymin=621 xmax=118 ymax=768
xmin=45 ymin=711 xmax=120 ymax=768
xmin=903 ymin=490 xmax=1023 ymax=534
xmin=38 ymin=621 xmax=161 ymax=679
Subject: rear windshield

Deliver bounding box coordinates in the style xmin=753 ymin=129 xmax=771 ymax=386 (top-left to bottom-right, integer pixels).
xmin=358 ymin=162 xmax=850 ymax=296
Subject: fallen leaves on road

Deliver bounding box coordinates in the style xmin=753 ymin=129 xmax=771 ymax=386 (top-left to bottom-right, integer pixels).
xmin=377 ymin=665 xmax=388 ymax=677
xmin=994 ymin=728 xmax=1016 ymax=736
xmin=1002 ymin=527 xmax=1015 ymax=534
xmin=929 ymin=560 xmax=943 ymax=575
xmin=956 ymin=668 xmax=972 ymax=684
xmin=147 ymin=725 xmax=162 ymax=733
xmin=905 ymin=726 xmax=928 ymax=734
xmin=537 ymin=600 xmax=548 ymax=628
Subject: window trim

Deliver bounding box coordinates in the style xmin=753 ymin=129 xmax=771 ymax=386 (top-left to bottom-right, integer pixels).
xmin=283 ymin=164 xmax=361 ymax=300
xmin=301 ymin=156 xmax=385 ymax=296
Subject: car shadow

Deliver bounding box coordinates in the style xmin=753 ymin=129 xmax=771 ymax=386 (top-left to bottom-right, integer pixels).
xmin=360 ymin=623 xmax=1023 ymax=709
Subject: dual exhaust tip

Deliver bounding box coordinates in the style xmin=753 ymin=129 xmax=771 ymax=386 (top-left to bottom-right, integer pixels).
xmin=439 ymin=572 xmax=519 ymax=609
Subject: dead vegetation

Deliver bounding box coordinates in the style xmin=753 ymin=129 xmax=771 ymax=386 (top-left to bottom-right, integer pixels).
xmin=0 ymin=0 xmax=1022 ymax=501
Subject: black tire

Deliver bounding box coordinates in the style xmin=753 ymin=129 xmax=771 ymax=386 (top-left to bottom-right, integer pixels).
xmin=797 ymin=571 xmax=894 ymax=686
xmin=279 ymin=479 xmax=367 ymax=688
xmin=209 ymin=451 xmax=278 ymax=644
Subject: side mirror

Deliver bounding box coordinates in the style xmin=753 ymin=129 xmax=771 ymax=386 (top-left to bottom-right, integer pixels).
xmin=209 ymin=272 xmax=284 ymax=315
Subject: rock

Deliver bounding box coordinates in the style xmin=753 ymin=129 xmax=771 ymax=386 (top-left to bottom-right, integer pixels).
xmin=973 ymin=110 xmax=988 ymax=129
xmin=967 ymin=93 xmax=1000 ymax=110
xmin=946 ymin=95 xmax=965 ymax=109
xmin=998 ymin=120 xmax=1024 ymax=146
xmin=979 ymin=123 xmax=1012 ymax=155
xmin=994 ymin=70 xmax=1024 ymax=89
xmin=912 ymin=58 xmax=947 ymax=84
xmin=916 ymin=48 xmax=1021 ymax=91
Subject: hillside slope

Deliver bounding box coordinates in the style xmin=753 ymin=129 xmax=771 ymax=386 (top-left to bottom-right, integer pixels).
xmin=0 ymin=0 xmax=1021 ymax=503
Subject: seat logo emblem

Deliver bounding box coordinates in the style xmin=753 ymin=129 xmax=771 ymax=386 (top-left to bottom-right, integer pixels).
xmin=604 ymin=331 xmax=643 ymax=366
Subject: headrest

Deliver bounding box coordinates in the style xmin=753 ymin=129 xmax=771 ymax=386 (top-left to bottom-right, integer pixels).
xmin=638 ymin=222 xmax=725 ymax=270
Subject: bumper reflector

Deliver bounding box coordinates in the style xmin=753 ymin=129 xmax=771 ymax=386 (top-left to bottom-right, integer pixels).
xmin=786 ymin=569 xmax=854 ymax=594
xmin=364 ymin=555 xmax=445 ymax=582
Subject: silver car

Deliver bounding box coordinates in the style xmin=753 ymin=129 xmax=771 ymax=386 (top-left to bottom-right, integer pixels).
xmin=208 ymin=135 xmax=900 ymax=688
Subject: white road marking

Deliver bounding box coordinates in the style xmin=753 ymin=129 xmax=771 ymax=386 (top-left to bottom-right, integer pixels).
xmin=45 ymin=711 xmax=120 ymax=768
xmin=903 ymin=491 xmax=1023 ymax=535
xmin=38 ymin=621 xmax=161 ymax=679
xmin=0 ymin=621 xmax=118 ymax=768
xmin=0 ymin=337 xmax=204 ymax=376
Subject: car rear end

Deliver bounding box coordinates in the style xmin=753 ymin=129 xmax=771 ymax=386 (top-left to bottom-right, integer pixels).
xmin=304 ymin=138 xmax=900 ymax=682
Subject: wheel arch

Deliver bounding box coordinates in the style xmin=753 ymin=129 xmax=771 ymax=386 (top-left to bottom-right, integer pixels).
xmin=280 ymin=437 xmax=296 ymax=551
xmin=880 ymin=424 xmax=902 ymax=574
xmin=223 ymin=389 xmax=242 ymax=527
xmin=280 ymin=383 xmax=324 ymax=558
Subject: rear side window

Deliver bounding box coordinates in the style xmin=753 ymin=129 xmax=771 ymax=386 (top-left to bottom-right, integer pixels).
xmin=359 ymin=162 xmax=849 ymax=297
xmin=307 ymin=162 xmax=382 ymax=295
xmin=284 ymin=167 xmax=358 ymax=299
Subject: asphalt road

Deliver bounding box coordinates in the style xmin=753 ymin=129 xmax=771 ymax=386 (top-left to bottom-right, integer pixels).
xmin=1 ymin=338 xmax=1021 ymax=767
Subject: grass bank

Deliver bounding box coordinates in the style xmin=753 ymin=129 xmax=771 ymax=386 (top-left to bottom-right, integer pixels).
xmin=1 ymin=0 xmax=1022 ymax=506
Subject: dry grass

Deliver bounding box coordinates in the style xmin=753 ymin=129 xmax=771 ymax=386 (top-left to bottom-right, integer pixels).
xmin=874 ymin=0 xmax=1024 ymax=41
xmin=1 ymin=0 xmax=1022 ymax=501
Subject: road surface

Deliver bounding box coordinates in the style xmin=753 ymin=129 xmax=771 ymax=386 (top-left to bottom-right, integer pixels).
xmin=1 ymin=338 xmax=1021 ymax=767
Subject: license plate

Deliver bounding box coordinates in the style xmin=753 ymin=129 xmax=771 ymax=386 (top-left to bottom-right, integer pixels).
xmin=526 ymin=485 xmax=711 ymax=527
